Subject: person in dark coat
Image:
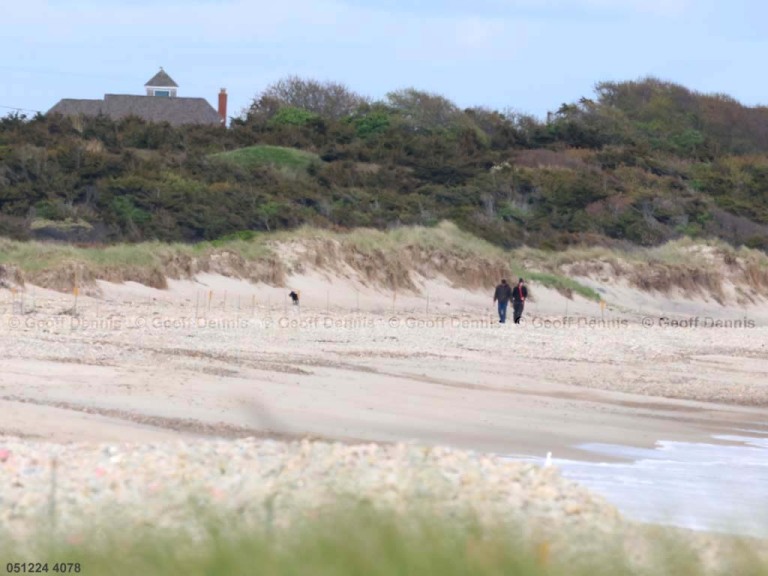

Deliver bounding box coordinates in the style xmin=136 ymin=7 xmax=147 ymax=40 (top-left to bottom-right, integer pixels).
xmin=493 ymin=279 xmax=512 ymax=323
xmin=512 ymin=278 xmax=528 ymax=324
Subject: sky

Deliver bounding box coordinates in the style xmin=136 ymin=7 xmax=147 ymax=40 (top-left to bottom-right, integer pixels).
xmin=2 ymin=0 xmax=767 ymax=120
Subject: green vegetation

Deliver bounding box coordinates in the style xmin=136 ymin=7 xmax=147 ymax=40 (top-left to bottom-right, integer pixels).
xmin=210 ymin=144 xmax=320 ymax=171
xmin=2 ymin=506 xmax=765 ymax=576
xmin=0 ymin=238 xmax=180 ymax=272
xmin=29 ymin=218 xmax=93 ymax=232
xmin=2 ymin=76 xmax=768 ymax=251
xmin=522 ymin=271 xmax=601 ymax=301
xmin=340 ymin=221 xmax=507 ymax=258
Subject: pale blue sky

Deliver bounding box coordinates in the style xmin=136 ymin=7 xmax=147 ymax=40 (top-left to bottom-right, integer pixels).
xmin=2 ymin=0 xmax=766 ymax=120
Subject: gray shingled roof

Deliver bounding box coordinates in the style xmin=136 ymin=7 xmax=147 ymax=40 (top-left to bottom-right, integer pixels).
xmin=47 ymin=95 xmax=221 ymax=126
xmin=103 ymin=94 xmax=219 ymax=125
xmin=48 ymin=99 xmax=103 ymax=117
xmin=145 ymin=68 xmax=178 ymax=87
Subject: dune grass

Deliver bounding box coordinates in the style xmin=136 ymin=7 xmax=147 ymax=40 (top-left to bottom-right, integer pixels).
xmin=0 ymin=238 xmax=196 ymax=276
xmin=8 ymin=221 xmax=758 ymax=301
xmin=522 ymin=271 xmax=601 ymax=301
xmin=344 ymin=221 xmax=506 ymax=258
xmin=514 ymin=236 xmax=767 ymax=270
xmin=210 ymin=145 xmax=320 ymax=172
xmin=279 ymin=222 xmax=600 ymax=297
xmin=0 ymin=223 xmax=621 ymax=300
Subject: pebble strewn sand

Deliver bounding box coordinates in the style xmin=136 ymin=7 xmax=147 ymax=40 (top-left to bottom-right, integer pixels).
xmin=0 ymin=439 xmax=621 ymax=538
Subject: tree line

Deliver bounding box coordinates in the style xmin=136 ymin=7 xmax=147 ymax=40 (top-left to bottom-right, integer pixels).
xmin=1 ymin=75 xmax=767 ymax=250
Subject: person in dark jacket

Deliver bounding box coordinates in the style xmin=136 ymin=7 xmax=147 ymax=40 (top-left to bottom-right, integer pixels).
xmin=512 ymin=278 xmax=528 ymax=324
xmin=493 ymin=279 xmax=513 ymax=323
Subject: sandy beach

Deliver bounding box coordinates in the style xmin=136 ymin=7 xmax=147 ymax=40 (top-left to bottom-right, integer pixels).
xmin=1 ymin=275 xmax=766 ymax=460
xmin=0 ymin=267 xmax=767 ymax=573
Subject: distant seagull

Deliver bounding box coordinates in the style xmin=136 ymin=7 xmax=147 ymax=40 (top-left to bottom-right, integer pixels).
xmin=544 ymin=451 xmax=552 ymax=468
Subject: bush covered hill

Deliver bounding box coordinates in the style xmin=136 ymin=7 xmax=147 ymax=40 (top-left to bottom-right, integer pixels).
xmin=2 ymin=76 xmax=768 ymax=251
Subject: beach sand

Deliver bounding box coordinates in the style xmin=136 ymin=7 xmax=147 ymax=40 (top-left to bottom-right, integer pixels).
xmin=1 ymin=274 xmax=766 ymax=460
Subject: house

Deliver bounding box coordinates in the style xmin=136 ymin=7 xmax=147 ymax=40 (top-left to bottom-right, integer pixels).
xmin=48 ymin=68 xmax=227 ymax=127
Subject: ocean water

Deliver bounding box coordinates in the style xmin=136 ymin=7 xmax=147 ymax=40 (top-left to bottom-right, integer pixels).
xmin=525 ymin=434 xmax=768 ymax=537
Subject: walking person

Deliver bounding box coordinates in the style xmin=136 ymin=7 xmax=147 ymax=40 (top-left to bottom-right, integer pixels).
xmin=512 ymin=278 xmax=528 ymax=324
xmin=493 ymin=279 xmax=512 ymax=323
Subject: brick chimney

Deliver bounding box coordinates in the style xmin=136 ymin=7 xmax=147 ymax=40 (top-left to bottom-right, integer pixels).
xmin=218 ymin=88 xmax=227 ymax=126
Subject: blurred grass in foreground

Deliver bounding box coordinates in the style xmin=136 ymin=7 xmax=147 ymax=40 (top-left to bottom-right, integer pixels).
xmin=2 ymin=505 xmax=766 ymax=576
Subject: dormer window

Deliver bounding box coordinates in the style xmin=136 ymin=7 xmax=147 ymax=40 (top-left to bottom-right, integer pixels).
xmin=144 ymin=67 xmax=179 ymax=98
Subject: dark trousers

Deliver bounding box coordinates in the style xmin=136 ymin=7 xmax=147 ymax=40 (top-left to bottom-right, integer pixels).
xmin=513 ymin=300 xmax=525 ymax=324
xmin=497 ymin=300 xmax=508 ymax=323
